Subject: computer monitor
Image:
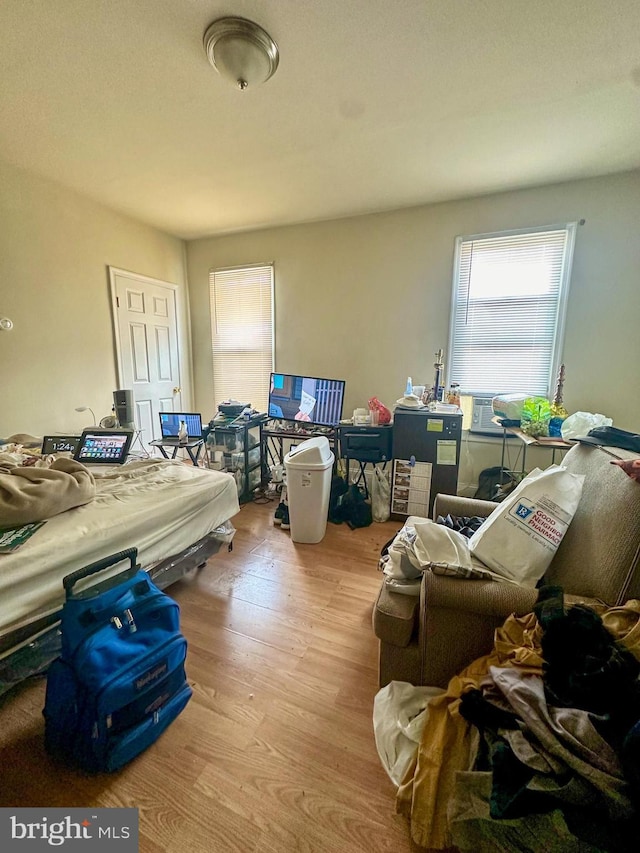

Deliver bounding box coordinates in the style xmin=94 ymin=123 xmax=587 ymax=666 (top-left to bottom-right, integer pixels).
xmin=268 ymin=373 xmax=345 ymax=427
xmin=73 ymin=430 xmax=133 ymax=465
xmin=158 ymin=412 xmax=203 ymax=440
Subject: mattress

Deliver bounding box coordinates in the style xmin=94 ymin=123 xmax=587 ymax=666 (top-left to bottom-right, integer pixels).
xmin=0 ymin=458 xmax=239 ymax=640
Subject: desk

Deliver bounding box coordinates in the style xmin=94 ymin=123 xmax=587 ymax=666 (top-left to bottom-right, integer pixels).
xmin=261 ymin=421 xmax=338 ymax=472
xmin=150 ymin=438 xmax=204 ymax=467
xmin=495 ymin=420 xmax=572 ymax=475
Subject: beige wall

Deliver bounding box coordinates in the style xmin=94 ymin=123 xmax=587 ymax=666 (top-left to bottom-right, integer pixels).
xmin=187 ymin=169 xmax=640 ymax=488
xmin=3 ymin=158 xmax=637 ymax=488
xmin=0 ymin=159 xmax=189 ymax=438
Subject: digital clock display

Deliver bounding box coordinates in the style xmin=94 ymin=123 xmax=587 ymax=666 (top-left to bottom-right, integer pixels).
xmin=41 ymin=435 xmax=81 ymax=455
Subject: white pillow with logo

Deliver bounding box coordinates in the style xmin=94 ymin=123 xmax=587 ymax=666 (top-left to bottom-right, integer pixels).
xmin=468 ymin=465 xmax=585 ymax=587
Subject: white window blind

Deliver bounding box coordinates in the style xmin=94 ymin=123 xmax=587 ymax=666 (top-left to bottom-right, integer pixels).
xmin=447 ymin=225 xmax=576 ymax=397
xmin=209 ymin=264 xmax=274 ymax=412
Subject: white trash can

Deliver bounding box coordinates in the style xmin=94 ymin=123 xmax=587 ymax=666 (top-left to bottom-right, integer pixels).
xmin=284 ymin=436 xmax=335 ymax=544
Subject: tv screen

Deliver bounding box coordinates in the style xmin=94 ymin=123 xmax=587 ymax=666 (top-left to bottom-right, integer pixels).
xmin=268 ymin=373 xmax=345 ymax=427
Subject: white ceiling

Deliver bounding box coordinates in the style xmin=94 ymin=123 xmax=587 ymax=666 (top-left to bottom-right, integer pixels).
xmin=1 ymin=0 xmax=639 ymax=239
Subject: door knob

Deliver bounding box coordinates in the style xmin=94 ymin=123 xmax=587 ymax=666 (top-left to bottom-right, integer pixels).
xmin=173 ymin=387 xmax=181 ymax=394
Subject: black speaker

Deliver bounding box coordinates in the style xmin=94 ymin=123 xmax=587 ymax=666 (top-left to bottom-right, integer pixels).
xmin=113 ymin=389 xmax=135 ymax=430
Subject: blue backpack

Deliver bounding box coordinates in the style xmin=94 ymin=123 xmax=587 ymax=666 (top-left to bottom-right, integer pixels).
xmin=43 ymin=548 xmax=192 ymax=772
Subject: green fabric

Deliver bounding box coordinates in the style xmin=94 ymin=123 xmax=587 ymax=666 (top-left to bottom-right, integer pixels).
xmin=449 ymin=771 xmax=606 ymax=853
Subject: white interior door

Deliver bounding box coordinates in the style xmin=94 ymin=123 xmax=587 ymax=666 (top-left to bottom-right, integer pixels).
xmin=109 ymin=268 xmax=183 ymax=450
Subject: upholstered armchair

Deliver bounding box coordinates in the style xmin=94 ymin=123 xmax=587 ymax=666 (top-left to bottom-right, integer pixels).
xmin=373 ymin=442 xmax=640 ymax=688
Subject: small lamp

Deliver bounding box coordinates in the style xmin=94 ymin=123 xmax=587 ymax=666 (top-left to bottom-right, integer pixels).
xmin=75 ymin=406 xmax=97 ymax=426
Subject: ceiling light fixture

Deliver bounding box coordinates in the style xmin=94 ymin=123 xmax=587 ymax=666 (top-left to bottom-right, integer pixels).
xmin=203 ymin=16 xmax=279 ymax=91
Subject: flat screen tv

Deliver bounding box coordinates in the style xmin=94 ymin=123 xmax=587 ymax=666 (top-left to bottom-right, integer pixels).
xmin=268 ymin=373 xmax=345 ymax=427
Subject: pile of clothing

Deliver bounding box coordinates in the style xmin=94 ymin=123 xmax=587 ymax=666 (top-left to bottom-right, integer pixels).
xmin=397 ymin=590 xmax=640 ymax=852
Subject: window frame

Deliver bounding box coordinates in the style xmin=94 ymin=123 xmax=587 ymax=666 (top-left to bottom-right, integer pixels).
xmin=208 ymin=262 xmax=275 ymax=412
xmin=446 ymin=222 xmax=577 ymax=398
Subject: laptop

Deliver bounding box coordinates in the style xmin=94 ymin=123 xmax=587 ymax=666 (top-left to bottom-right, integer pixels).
xmin=41 ymin=435 xmax=81 ymax=455
xmin=158 ymin=412 xmax=203 ymax=441
xmin=73 ymin=430 xmax=133 ymax=466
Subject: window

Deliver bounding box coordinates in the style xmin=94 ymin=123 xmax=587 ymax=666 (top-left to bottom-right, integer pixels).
xmin=447 ymin=224 xmax=576 ymax=397
xmin=209 ymin=263 xmax=274 ymax=411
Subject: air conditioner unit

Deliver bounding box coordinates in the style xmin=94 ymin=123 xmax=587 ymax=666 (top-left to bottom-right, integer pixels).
xmin=469 ymin=396 xmax=503 ymax=435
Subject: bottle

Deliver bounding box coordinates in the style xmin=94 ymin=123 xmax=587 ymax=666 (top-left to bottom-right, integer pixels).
xmin=178 ymin=420 xmax=188 ymax=445
xmin=447 ymin=383 xmax=461 ymax=407
xmin=405 ymin=376 xmax=413 ymax=396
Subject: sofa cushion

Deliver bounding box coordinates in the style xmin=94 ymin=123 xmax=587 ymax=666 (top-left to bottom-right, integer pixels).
xmin=546 ymin=444 xmax=640 ymax=604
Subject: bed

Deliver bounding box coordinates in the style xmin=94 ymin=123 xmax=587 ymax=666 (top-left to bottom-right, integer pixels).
xmin=0 ymin=454 xmax=240 ymax=695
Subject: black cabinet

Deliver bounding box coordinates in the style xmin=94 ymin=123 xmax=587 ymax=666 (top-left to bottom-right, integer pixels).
xmin=391 ymin=409 xmax=462 ymax=518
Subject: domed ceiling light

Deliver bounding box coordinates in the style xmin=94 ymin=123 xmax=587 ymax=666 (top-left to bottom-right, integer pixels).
xmin=203 ymin=17 xmax=279 ymax=91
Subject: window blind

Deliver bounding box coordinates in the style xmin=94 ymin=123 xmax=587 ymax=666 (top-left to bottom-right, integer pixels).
xmin=447 ymin=225 xmax=576 ymax=397
xmin=209 ymin=264 xmax=274 ymax=412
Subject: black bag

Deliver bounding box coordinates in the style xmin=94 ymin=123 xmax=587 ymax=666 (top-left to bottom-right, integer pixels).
xmin=328 ymin=474 xmax=349 ymax=524
xmin=330 ymin=483 xmax=372 ymax=529
xmin=474 ymin=466 xmax=519 ymax=502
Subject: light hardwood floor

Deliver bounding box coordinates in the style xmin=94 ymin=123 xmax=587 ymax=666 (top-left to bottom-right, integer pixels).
xmin=0 ymin=500 xmax=422 ymax=852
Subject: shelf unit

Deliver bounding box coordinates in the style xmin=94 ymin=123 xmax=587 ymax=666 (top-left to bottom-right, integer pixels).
xmin=206 ymin=414 xmax=268 ymax=503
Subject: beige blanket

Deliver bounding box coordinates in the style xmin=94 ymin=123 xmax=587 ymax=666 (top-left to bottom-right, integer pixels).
xmin=0 ymin=459 xmax=95 ymax=527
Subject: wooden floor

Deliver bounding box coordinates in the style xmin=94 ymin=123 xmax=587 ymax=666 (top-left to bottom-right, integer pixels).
xmin=0 ymin=501 xmax=421 ymax=852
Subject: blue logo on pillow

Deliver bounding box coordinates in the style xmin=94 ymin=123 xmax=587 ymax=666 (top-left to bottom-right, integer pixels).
xmin=515 ymin=503 xmax=533 ymax=519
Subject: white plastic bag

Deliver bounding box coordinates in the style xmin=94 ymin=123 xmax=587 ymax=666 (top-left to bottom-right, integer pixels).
xmin=373 ymin=681 xmax=445 ymax=786
xmin=492 ymin=393 xmax=529 ymax=421
xmin=371 ymin=465 xmax=391 ymax=522
xmin=469 ymin=465 xmax=585 ymax=586
xmin=561 ymin=411 xmax=613 ymax=440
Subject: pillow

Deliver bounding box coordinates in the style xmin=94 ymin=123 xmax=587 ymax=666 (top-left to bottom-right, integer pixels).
xmin=469 ymin=465 xmax=585 ymax=587
xmin=380 ymin=516 xmax=498 ymax=583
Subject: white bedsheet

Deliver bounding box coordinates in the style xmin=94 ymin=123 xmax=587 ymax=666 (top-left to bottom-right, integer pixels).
xmin=0 ymin=459 xmax=239 ymax=639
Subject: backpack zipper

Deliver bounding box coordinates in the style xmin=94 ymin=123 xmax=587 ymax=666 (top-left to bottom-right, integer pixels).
xmin=72 ymin=594 xmax=178 ymax=673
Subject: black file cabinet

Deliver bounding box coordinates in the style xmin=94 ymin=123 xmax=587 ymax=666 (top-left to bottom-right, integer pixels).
xmin=391 ymin=410 xmax=462 ymax=518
